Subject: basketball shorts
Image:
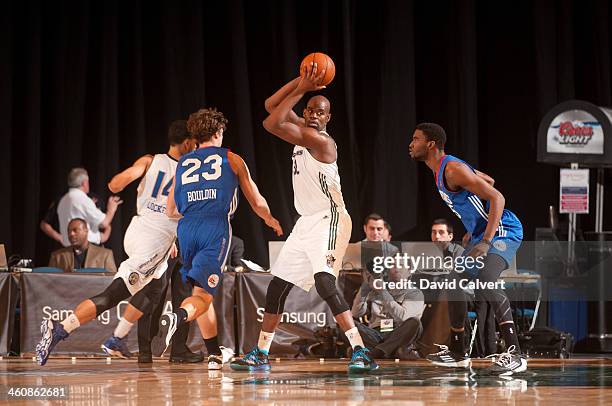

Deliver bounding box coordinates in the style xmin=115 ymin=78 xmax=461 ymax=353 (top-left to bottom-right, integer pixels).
xmin=271 ymin=209 xmax=352 ymax=291
xmin=114 ymin=215 xmax=176 ymax=295
xmin=177 ymin=216 xmax=231 ymax=296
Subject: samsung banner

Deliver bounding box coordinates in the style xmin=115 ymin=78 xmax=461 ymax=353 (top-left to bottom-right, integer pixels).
xmin=0 ymin=273 xmax=19 ymax=355
xmin=236 ymin=273 xmax=335 ymax=356
xmin=19 ymin=272 xmax=235 ymax=356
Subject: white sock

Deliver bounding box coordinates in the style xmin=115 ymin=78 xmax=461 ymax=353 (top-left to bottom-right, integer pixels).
xmin=60 ymin=314 xmax=80 ymax=334
xmin=113 ymin=317 xmax=134 ymax=339
xmin=345 ymin=326 xmax=365 ymax=349
xmin=257 ymin=331 xmax=275 ymax=354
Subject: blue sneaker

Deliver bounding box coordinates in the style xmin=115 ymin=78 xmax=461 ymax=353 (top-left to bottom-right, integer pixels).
xmin=36 ymin=320 xmax=69 ymax=366
xmin=348 ymin=346 xmax=379 ymax=373
xmin=230 ymin=347 xmax=271 ymax=371
xmin=101 ymin=335 xmax=133 ymax=359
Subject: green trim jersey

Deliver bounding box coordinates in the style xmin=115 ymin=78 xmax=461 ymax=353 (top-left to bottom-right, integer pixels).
xmin=291 ymin=132 xmax=346 ymax=217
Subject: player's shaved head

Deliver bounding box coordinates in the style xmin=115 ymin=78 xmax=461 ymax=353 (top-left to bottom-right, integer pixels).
xmin=307 ymin=95 xmax=331 ymax=113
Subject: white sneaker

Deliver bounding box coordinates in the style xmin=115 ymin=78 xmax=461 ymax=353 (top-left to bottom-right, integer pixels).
xmin=208 ymin=346 xmax=235 ymax=370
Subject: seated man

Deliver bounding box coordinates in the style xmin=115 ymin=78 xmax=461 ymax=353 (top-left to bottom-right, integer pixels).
xmin=48 ymin=218 xmax=117 ymax=272
xmin=351 ymin=266 xmax=424 ymax=359
xmin=363 ymin=213 xmax=386 ymax=242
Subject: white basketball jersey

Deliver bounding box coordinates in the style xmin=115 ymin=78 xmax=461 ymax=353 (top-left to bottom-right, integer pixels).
xmin=136 ymin=154 xmax=178 ymax=227
xmin=292 ymin=132 xmax=346 ymax=216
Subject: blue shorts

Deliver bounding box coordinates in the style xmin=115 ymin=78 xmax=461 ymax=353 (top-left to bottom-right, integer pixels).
xmin=177 ymin=216 xmax=231 ymax=295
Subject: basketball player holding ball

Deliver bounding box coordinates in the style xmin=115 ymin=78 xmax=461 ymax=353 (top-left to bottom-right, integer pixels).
xmin=231 ymin=55 xmax=378 ymax=373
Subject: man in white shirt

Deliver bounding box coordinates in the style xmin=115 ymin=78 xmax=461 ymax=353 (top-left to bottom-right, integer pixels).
xmin=57 ymin=168 xmax=122 ymax=246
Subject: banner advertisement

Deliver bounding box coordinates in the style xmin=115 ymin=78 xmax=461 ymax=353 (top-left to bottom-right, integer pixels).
xmin=236 ymin=273 xmax=335 ymax=356
xmin=20 ymin=273 xmax=138 ymax=355
xmin=0 ymin=273 xmax=19 ymax=355
xmin=19 ymin=272 xmax=237 ymax=356
xmin=560 ymin=168 xmax=589 ymax=214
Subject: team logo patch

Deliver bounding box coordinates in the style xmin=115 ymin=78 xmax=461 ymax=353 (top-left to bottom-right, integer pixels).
xmin=493 ymin=240 xmax=507 ymax=252
xmin=326 ymin=253 xmax=336 ymax=268
xmin=208 ymin=274 xmax=219 ymax=288
xmin=128 ymin=272 xmax=140 ymax=285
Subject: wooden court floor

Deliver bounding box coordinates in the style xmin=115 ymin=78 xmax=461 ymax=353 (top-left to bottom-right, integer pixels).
xmin=2 ymin=356 xmax=612 ymax=405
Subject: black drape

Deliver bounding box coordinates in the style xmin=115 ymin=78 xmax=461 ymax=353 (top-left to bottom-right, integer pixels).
xmin=2 ymin=1 xmax=612 ymax=267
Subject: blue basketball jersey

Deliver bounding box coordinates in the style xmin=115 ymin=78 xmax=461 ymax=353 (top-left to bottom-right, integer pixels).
xmin=175 ymin=147 xmax=239 ymax=218
xmin=435 ymin=155 xmax=523 ymax=264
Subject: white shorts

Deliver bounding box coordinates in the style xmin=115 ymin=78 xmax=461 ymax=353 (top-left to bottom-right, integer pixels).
xmin=271 ymin=210 xmax=352 ymax=291
xmin=114 ymin=215 xmax=177 ymax=295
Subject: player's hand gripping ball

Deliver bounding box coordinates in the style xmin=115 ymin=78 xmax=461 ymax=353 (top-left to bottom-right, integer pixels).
xmin=300 ymin=52 xmax=335 ymax=86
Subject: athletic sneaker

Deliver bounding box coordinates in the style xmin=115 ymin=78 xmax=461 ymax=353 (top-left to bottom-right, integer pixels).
xmin=348 ymin=346 xmax=379 ymax=373
xmin=156 ymin=312 xmax=178 ymax=356
xmin=208 ymin=346 xmax=235 ymax=370
xmin=101 ymin=335 xmax=132 ymax=359
xmin=36 ymin=319 xmax=69 ymax=366
xmin=426 ymin=344 xmax=471 ymax=368
xmin=230 ymin=347 xmax=270 ymax=371
xmin=483 ymin=345 xmax=527 ymax=376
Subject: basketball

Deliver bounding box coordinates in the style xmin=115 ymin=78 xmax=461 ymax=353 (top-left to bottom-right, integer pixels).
xmin=300 ymin=52 xmax=335 ymax=86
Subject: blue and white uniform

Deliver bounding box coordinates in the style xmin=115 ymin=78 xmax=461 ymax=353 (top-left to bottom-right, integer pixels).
xmin=115 ymin=154 xmax=178 ymax=295
xmin=174 ymin=146 xmax=239 ymax=294
xmin=435 ymin=155 xmax=523 ymax=267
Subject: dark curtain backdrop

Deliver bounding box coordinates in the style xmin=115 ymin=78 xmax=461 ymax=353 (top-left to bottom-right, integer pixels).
xmin=1 ymin=0 xmax=611 ymax=267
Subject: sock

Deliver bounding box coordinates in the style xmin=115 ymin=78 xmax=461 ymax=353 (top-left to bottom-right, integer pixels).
xmin=113 ymin=317 xmax=134 ymax=339
xmin=61 ymin=314 xmax=80 ymax=334
xmin=204 ymin=336 xmax=221 ymax=356
xmin=449 ymin=329 xmax=466 ymax=355
xmin=176 ymin=308 xmax=188 ymax=326
xmin=345 ymin=326 xmax=365 ymax=349
xmin=257 ymin=331 xmax=275 ymax=354
xmin=499 ymin=322 xmax=520 ymax=351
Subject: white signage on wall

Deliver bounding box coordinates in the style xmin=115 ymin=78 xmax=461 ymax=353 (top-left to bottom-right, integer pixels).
xmin=559 ymin=168 xmax=589 ymax=214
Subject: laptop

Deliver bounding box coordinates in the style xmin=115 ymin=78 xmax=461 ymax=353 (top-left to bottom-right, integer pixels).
xmin=341 ymin=243 xmax=362 ymax=270
xmin=0 ymin=244 xmax=8 ymax=271
xmin=400 ymin=241 xmax=451 ymax=273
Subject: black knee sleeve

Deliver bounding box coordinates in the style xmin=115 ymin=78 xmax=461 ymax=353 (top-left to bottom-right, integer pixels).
xmin=90 ymin=279 xmax=131 ymax=316
xmin=314 ymin=273 xmax=349 ymax=316
xmin=130 ymin=277 xmax=164 ymax=313
xmin=264 ymin=277 xmax=294 ymax=314
xmin=129 ymin=290 xmax=151 ymax=313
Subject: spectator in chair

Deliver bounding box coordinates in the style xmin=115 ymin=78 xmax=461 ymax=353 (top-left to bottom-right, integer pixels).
xmin=49 ymin=218 xmax=117 ymax=272
xmin=351 ymin=265 xmax=424 ymax=359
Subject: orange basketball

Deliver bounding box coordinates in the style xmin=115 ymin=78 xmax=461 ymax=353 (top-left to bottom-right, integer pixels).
xmin=300 ymin=52 xmax=335 ymax=86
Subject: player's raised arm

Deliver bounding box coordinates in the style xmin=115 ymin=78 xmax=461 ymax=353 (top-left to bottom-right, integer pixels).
xmin=445 ymin=161 xmax=505 ymax=246
xmin=264 ymin=77 xmax=305 ymax=126
xmin=263 ymin=64 xmax=331 ymax=153
xmin=228 ymin=152 xmax=283 ymax=236
xmin=108 ymin=155 xmax=153 ymax=193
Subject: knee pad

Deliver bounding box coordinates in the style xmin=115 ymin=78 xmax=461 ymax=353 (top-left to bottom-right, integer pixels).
xmin=314 ymin=272 xmax=349 ymax=316
xmin=129 ymin=291 xmax=152 ymax=313
xmin=264 ymin=277 xmax=294 ymax=314
xmin=90 ymin=279 xmax=130 ymax=315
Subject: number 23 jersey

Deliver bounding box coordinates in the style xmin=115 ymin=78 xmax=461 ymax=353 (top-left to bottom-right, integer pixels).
xmin=174 ymin=146 xmax=239 ymax=218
